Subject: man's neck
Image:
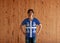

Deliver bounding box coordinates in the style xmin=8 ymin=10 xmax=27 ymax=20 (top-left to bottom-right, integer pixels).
xmin=29 ymin=18 xmax=34 ymax=21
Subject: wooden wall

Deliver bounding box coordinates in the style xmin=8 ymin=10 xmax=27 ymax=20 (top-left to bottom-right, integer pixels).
xmin=0 ymin=0 xmax=60 ymax=43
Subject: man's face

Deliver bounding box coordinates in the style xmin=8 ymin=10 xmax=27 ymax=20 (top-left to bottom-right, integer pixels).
xmin=28 ymin=11 xmax=34 ymax=20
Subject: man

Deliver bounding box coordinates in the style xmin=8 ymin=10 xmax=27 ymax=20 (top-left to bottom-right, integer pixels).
xmin=20 ymin=9 xmax=42 ymax=43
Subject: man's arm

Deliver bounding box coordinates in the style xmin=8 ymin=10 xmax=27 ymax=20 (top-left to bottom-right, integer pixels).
xmin=37 ymin=24 xmax=42 ymax=35
xmin=20 ymin=24 xmax=26 ymax=35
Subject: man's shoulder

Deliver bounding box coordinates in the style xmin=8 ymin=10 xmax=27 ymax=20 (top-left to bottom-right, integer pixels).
xmin=34 ymin=18 xmax=39 ymax=20
xmin=24 ymin=18 xmax=29 ymax=20
xmin=23 ymin=18 xmax=29 ymax=21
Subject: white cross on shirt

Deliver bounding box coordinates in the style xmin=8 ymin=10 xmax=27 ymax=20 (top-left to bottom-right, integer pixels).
xmin=26 ymin=21 xmax=36 ymax=37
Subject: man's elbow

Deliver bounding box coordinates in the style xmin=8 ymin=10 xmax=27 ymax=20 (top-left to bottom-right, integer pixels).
xmin=40 ymin=24 xmax=42 ymax=29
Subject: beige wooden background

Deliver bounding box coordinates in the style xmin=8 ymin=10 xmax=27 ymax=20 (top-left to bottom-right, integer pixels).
xmin=0 ymin=0 xmax=60 ymax=43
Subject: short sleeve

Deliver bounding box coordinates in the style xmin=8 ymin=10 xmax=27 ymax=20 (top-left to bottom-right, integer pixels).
xmin=35 ymin=18 xmax=40 ymax=25
xmin=21 ymin=19 xmax=26 ymax=25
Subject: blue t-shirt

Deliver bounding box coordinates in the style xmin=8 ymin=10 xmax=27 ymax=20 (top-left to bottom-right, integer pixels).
xmin=21 ymin=18 xmax=40 ymax=38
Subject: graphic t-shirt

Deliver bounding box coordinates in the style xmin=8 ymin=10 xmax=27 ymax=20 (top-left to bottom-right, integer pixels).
xmin=21 ymin=18 xmax=40 ymax=38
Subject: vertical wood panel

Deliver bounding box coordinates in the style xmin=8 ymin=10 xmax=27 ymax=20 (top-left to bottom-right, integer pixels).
xmin=0 ymin=0 xmax=60 ymax=43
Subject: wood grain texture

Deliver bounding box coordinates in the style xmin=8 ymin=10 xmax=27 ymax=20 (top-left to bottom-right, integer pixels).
xmin=0 ymin=0 xmax=60 ymax=43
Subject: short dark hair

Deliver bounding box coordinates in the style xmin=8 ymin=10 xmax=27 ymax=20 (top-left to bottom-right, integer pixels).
xmin=27 ymin=9 xmax=34 ymax=14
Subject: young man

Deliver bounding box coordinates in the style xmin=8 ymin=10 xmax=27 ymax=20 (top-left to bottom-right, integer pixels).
xmin=20 ymin=9 xmax=42 ymax=43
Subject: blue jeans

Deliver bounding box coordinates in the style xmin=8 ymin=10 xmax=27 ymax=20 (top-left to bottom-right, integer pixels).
xmin=25 ymin=37 xmax=36 ymax=43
